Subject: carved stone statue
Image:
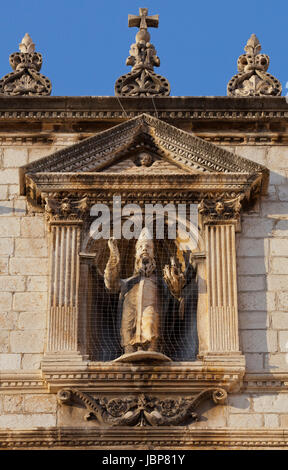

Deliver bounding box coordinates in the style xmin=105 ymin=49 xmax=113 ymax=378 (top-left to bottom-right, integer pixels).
xmin=103 ymin=228 xmax=187 ymax=360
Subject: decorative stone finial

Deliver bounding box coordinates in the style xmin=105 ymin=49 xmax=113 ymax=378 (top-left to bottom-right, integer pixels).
xmin=19 ymin=33 xmax=35 ymax=53
xmin=0 ymin=33 xmax=52 ymax=96
xmin=227 ymin=34 xmax=281 ymax=96
xmin=115 ymin=7 xmax=170 ymax=97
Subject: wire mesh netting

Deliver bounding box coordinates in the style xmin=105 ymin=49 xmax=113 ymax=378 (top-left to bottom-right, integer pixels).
xmin=80 ymin=234 xmax=199 ymax=362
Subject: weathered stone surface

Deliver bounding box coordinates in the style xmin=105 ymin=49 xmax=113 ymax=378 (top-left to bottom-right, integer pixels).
xmin=0 ymin=312 xmax=18 ymax=329
xmin=0 ymin=169 xmax=20 ymax=185
xmin=21 ymin=353 xmax=42 ymax=370
xmin=238 ymin=276 xmax=266 ymax=292
xmin=271 ymin=256 xmax=288 ymax=274
xmin=241 ymin=330 xmax=277 ymax=353
xmin=245 ymin=353 xmax=264 ymax=371
xmin=228 ymin=413 xmax=263 ymax=428
xmin=279 ymin=331 xmax=288 ymax=352
xmin=269 ymin=169 xmax=287 ymax=185
xmin=241 ymin=217 xmax=274 ymax=238
xmin=238 ymin=292 xmax=269 ymax=311
xmin=0 ymin=217 xmax=20 ymax=237
xmin=237 ymin=257 xmax=267 ymax=275
xmin=0 ymin=292 xmax=12 ymax=310
xmin=264 ymin=353 xmax=288 ymax=370
xmin=20 ymin=217 xmax=45 ymax=237
xmin=271 ymin=312 xmax=288 ymax=329
xmin=0 ymin=413 xmax=56 ymax=429
xmin=0 ymin=238 xmax=14 ymax=255
xmin=191 ymin=402 xmax=227 ymax=428
xmin=280 ymin=415 xmax=288 ymax=427
xmin=26 ymin=276 xmax=48 ymax=292
xmin=278 ymin=185 xmax=288 ymax=201
xmin=254 ymin=394 xmax=288 ymax=413
xmin=266 ymin=147 xmax=288 ymax=169
xmin=236 ymin=238 xmax=267 ymax=257
xmin=0 ymin=257 xmax=9 ymax=274
xmin=267 ymin=275 xmax=288 ymax=292
xmin=264 ymin=414 xmax=279 ymax=427
xmin=18 ymin=312 xmax=45 ymax=330
xmin=3 ymin=148 xmax=28 ymax=168
xmin=0 ymin=330 xmax=9 ymax=353
xmin=0 ymin=353 xmax=21 ymax=370
xmin=0 ymin=185 xmax=8 ymax=200
xmin=8 ymin=185 xmax=19 ymax=197
xmin=239 ymin=312 xmax=268 ymax=330
xmin=0 ymin=201 xmax=14 ymax=217
xmin=15 ymin=238 xmax=47 ymax=257
xmin=272 ymin=220 xmax=288 ymax=237
xmin=24 ymin=395 xmax=56 ymax=413
xmin=3 ymin=395 xmax=24 ymax=413
xmin=10 ymin=258 xmax=47 ymax=276
xmin=13 ymin=292 xmax=47 ymax=312
xmin=28 ymin=147 xmax=61 ymax=163
xmin=227 ymin=394 xmax=251 ymax=413
xmin=278 ymin=292 xmax=288 ymax=311
xmin=10 ymin=331 xmax=45 ymax=353
xmin=0 ymin=276 xmax=25 ymax=292
xmin=270 ymin=239 xmax=288 ymax=256
xmin=234 ymin=146 xmax=267 ymax=165
xmin=261 ymin=202 xmax=288 ymax=218
xmin=14 ymin=199 xmax=27 ymax=215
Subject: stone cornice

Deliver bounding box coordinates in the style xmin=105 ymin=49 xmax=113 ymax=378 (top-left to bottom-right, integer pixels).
xmin=0 ymin=96 xmax=288 ymax=122
xmin=1 ymin=370 xmax=288 ymax=393
xmin=1 ymin=428 xmax=288 ymax=449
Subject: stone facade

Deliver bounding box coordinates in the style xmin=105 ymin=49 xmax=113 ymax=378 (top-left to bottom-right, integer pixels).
xmin=0 ymin=96 xmax=288 ymax=449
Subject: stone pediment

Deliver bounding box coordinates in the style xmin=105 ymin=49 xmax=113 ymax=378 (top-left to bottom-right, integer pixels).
xmin=22 ymin=113 xmax=268 ymax=176
xmin=21 ymin=113 xmax=269 ymax=206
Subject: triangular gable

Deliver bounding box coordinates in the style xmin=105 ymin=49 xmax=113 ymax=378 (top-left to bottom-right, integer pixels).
xmin=21 ymin=113 xmax=268 ymax=178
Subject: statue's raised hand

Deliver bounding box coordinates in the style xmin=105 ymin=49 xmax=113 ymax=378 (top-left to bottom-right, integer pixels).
xmin=108 ymin=237 xmax=119 ymax=256
xmin=163 ymin=258 xmax=185 ymax=299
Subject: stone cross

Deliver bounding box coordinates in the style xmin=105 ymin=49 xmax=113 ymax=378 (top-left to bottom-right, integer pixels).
xmin=128 ymin=8 xmax=159 ymax=31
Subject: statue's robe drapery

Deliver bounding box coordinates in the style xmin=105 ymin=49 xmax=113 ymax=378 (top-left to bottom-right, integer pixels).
xmin=117 ymin=273 xmax=161 ymax=349
xmin=108 ymin=263 xmax=198 ymax=358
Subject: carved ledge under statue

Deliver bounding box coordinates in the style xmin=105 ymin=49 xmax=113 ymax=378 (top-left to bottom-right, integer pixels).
xmin=227 ymin=34 xmax=281 ymax=97
xmin=115 ymin=8 xmax=170 ymax=97
xmin=0 ymin=33 xmax=52 ymax=96
xmin=57 ymin=387 xmax=227 ymax=427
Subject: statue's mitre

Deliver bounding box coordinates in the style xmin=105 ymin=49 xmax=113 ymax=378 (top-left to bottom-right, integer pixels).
xmin=136 ymin=227 xmax=153 ymax=248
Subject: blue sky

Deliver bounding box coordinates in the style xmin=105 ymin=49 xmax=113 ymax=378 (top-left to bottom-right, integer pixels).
xmin=0 ymin=0 xmax=287 ymax=97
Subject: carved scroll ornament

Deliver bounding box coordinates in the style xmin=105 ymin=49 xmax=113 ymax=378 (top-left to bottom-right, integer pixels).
xmin=227 ymin=34 xmax=281 ymax=97
xmin=57 ymin=388 xmax=227 ymax=426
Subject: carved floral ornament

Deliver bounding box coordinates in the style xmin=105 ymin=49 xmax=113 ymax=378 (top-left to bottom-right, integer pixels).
xmin=227 ymin=34 xmax=282 ymax=97
xmin=57 ymin=388 xmax=227 ymax=426
xmin=0 ymin=33 xmax=51 ymax=96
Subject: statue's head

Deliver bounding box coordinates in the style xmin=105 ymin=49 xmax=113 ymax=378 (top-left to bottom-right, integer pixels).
xmin=134 ymin=227 xmax=156 ymax=276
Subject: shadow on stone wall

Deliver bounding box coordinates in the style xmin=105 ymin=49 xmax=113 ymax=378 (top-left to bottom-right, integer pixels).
xmin=237 ymin=169 xmax=288 ymax=373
